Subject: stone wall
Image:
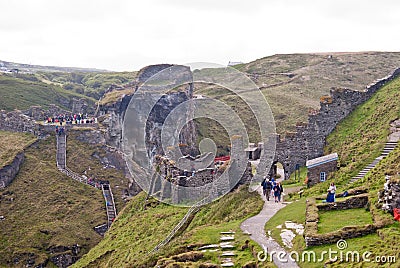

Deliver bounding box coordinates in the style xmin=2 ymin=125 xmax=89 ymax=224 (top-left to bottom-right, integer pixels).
xmin=304 ymin=194 xmax=373 ymax=247
xmin=317 ymin=193 xmax=369 ymax=211
xmin=0 ymin=111 xmax=40 ymax=135
xmin=274 ymin=67 xmax=400 ymax=179
xmin=0 ymin=152 xmax=25 ymax=189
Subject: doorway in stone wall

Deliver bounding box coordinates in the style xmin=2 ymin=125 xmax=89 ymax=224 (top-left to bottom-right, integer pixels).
xmin=269 ymin=161 xmax=285 ymax=180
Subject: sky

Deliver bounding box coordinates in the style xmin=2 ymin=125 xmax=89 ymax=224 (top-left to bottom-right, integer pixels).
xmin=0 ymin=0 xmax=400 ymax=71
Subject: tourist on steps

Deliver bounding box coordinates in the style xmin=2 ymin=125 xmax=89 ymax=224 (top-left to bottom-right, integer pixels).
xmin=326 ymin=182 xmax=336 ymax=202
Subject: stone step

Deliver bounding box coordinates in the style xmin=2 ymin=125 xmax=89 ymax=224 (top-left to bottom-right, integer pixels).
xmin=221 ymin=251 xmax=235 ymax=256
xmin=198 ymin=244 xmax=219 ymax=250
xmin=220 ymin=236 xmax=235 ymax=241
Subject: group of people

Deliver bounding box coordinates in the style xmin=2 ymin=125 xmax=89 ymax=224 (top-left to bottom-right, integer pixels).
xmin=261 ymin=177 xmax=284 ymax=202
xmin=45 ymin=113 xmax=97 ymax=125
xmin=55 ymin=125 xmax=65 ymax=136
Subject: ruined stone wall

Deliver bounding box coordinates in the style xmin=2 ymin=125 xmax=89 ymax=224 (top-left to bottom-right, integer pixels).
xmin=274 ymin=67 xmax=400 ymax=179
xmin=0 ymin=152 xmax=25 ymax=189
xmin=0 ymin=111 xmax=39 ymax=135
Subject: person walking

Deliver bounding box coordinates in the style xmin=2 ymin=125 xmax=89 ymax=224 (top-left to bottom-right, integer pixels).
xmin=278 ymin=182 xmax=284 ymax=202
xmin=273 ymin=182 xmax=282 ymax=203
xmin=261 ymin=178 xmax=273 ymax=201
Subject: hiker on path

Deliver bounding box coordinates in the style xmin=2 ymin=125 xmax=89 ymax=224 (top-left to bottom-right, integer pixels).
xmin=326 ymin=182 xmax=336 ymax=202
xmin=261 ymin=177 xmax=273 ymax=201
xmin=273 ymin=182 xmax=283 ymax=203
xmin=278 ymin=182 xmax=284 ymax=202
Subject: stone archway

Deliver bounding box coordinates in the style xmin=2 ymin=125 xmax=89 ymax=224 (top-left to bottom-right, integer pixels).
xmin=269 ymin=161 xmax=286 ymax=180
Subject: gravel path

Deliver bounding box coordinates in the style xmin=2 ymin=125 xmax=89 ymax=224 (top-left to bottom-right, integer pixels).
xmin=240 ymin=186 xmax=299 ymax=268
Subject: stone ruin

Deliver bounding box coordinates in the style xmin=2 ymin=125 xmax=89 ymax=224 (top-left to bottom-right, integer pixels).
xmin=148 ymin=135 xmax=253 ymax=204
xmin=98 ymin=64 xmax=400 ymax=183
xmin=0 ymin=110 xmax=39 ymax=135
xmin=272 ymin=67 xmax=400 ymax=179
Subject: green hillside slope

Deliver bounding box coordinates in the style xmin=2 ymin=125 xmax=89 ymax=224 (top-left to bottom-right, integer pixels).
xmin=0 ymin=74 xmax=95 ymax=111
xmin=72 ymin=186 xmax=268 ymax=267
xmin=37 ymin=71 xmax=137 ymax=99
xmin=0 ymin=132 xmax=130 ymax=267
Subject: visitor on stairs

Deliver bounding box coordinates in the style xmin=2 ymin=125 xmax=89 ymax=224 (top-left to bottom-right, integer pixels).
xmin=326 ymin=182 xmax=336 ymax=202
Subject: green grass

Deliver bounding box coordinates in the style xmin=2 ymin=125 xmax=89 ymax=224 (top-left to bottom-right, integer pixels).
xmin=0 ymin=74 xmax=95 ymax=111
xmin=303 ymin=227 xmax=399 ymax=268
xmin=0 ymin=137 xmax=104 ymax=266
xmin=73 ymin=185 xmax=273 ymax=267
xmin=318 ymin=209 xmax=373 ymax=234
xmin=0 ymin=131 xmax=37 ymax=167
xmin=37 ymin=71 xmax=137 ymax=100
xmin=0 ymin=133 xmax=131 ymax=266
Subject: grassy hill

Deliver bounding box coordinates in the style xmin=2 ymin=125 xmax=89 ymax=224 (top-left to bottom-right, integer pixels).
xmin=72 ymin=185 xmax=270 ymax=268
xmin=37 ymin=71 xmax=137 ymax=100
xmin=193 ymin=52 xmax=400 ymax=154
xmin=0 ymin=74 xmax=96 ymax=112
xmin=264 ymin=76 xmax=400 ymax=267
xmin=0 ymin=131 xmax=130 ymax=267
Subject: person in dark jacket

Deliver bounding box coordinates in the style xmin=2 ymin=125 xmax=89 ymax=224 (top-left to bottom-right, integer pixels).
xmin=273 ymin=182 xmax=283 ymax=202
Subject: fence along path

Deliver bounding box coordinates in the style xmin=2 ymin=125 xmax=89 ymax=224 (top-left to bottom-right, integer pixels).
xmin=56 ymin=132 xmax=117 ymax=228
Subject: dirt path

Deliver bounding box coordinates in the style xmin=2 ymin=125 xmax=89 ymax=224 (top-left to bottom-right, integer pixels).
xmin=240 ymin=186 xmax=299 ymax=268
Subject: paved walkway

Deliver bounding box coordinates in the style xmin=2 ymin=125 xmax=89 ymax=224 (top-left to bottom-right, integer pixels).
xmin=240 ymin=186 xmax=299 ymax=268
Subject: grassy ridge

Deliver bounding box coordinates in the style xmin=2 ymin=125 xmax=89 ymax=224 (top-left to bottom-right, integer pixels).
xmin=192 ymin=52 xmax=400 ymax=154
xmin=0 ymin=133 xmax=131 ymax=267
xmin=38 ymin=71 xmax=137 ymax=100
xmin=0 ymin=131 xmax=36 ymax=168
xmin=0 ymin=74 xmax=95 ymax=111
xmin=0 ymin=137 xmax=104 ymax=266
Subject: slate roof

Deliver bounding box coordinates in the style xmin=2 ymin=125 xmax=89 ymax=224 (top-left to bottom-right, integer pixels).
xmin=306 ymin=153 xmax=338 ymax=168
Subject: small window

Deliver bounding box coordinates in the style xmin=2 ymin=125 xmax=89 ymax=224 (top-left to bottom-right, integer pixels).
xmin=320 ymin=172 xmax=326 ymax=182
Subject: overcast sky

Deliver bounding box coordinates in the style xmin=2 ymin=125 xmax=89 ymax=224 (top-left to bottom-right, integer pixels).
xmin=0 ymin=0 xmax=399 ymax=71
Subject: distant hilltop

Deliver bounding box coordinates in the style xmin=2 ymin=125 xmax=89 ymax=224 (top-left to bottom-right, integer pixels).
xmin=0 ymin=60 xmax=110 ymax=73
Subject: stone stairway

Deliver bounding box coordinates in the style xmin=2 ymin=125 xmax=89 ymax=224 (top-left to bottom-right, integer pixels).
xmin=350 ymin=141 xmax=398 ymax=183
xmin=102 ymin=184 xmax=117 ymax=228
xmin=56 ymin=132 xmax=117 ymax=229
xmin=56 ymin=133 xmax=66 ymax=169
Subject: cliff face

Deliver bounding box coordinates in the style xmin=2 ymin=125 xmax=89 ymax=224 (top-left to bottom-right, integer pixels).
xmin=99 ymin=64 xmax=196 ymax=152
xmin=98 ymin=64 xmax=198 ymax=194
